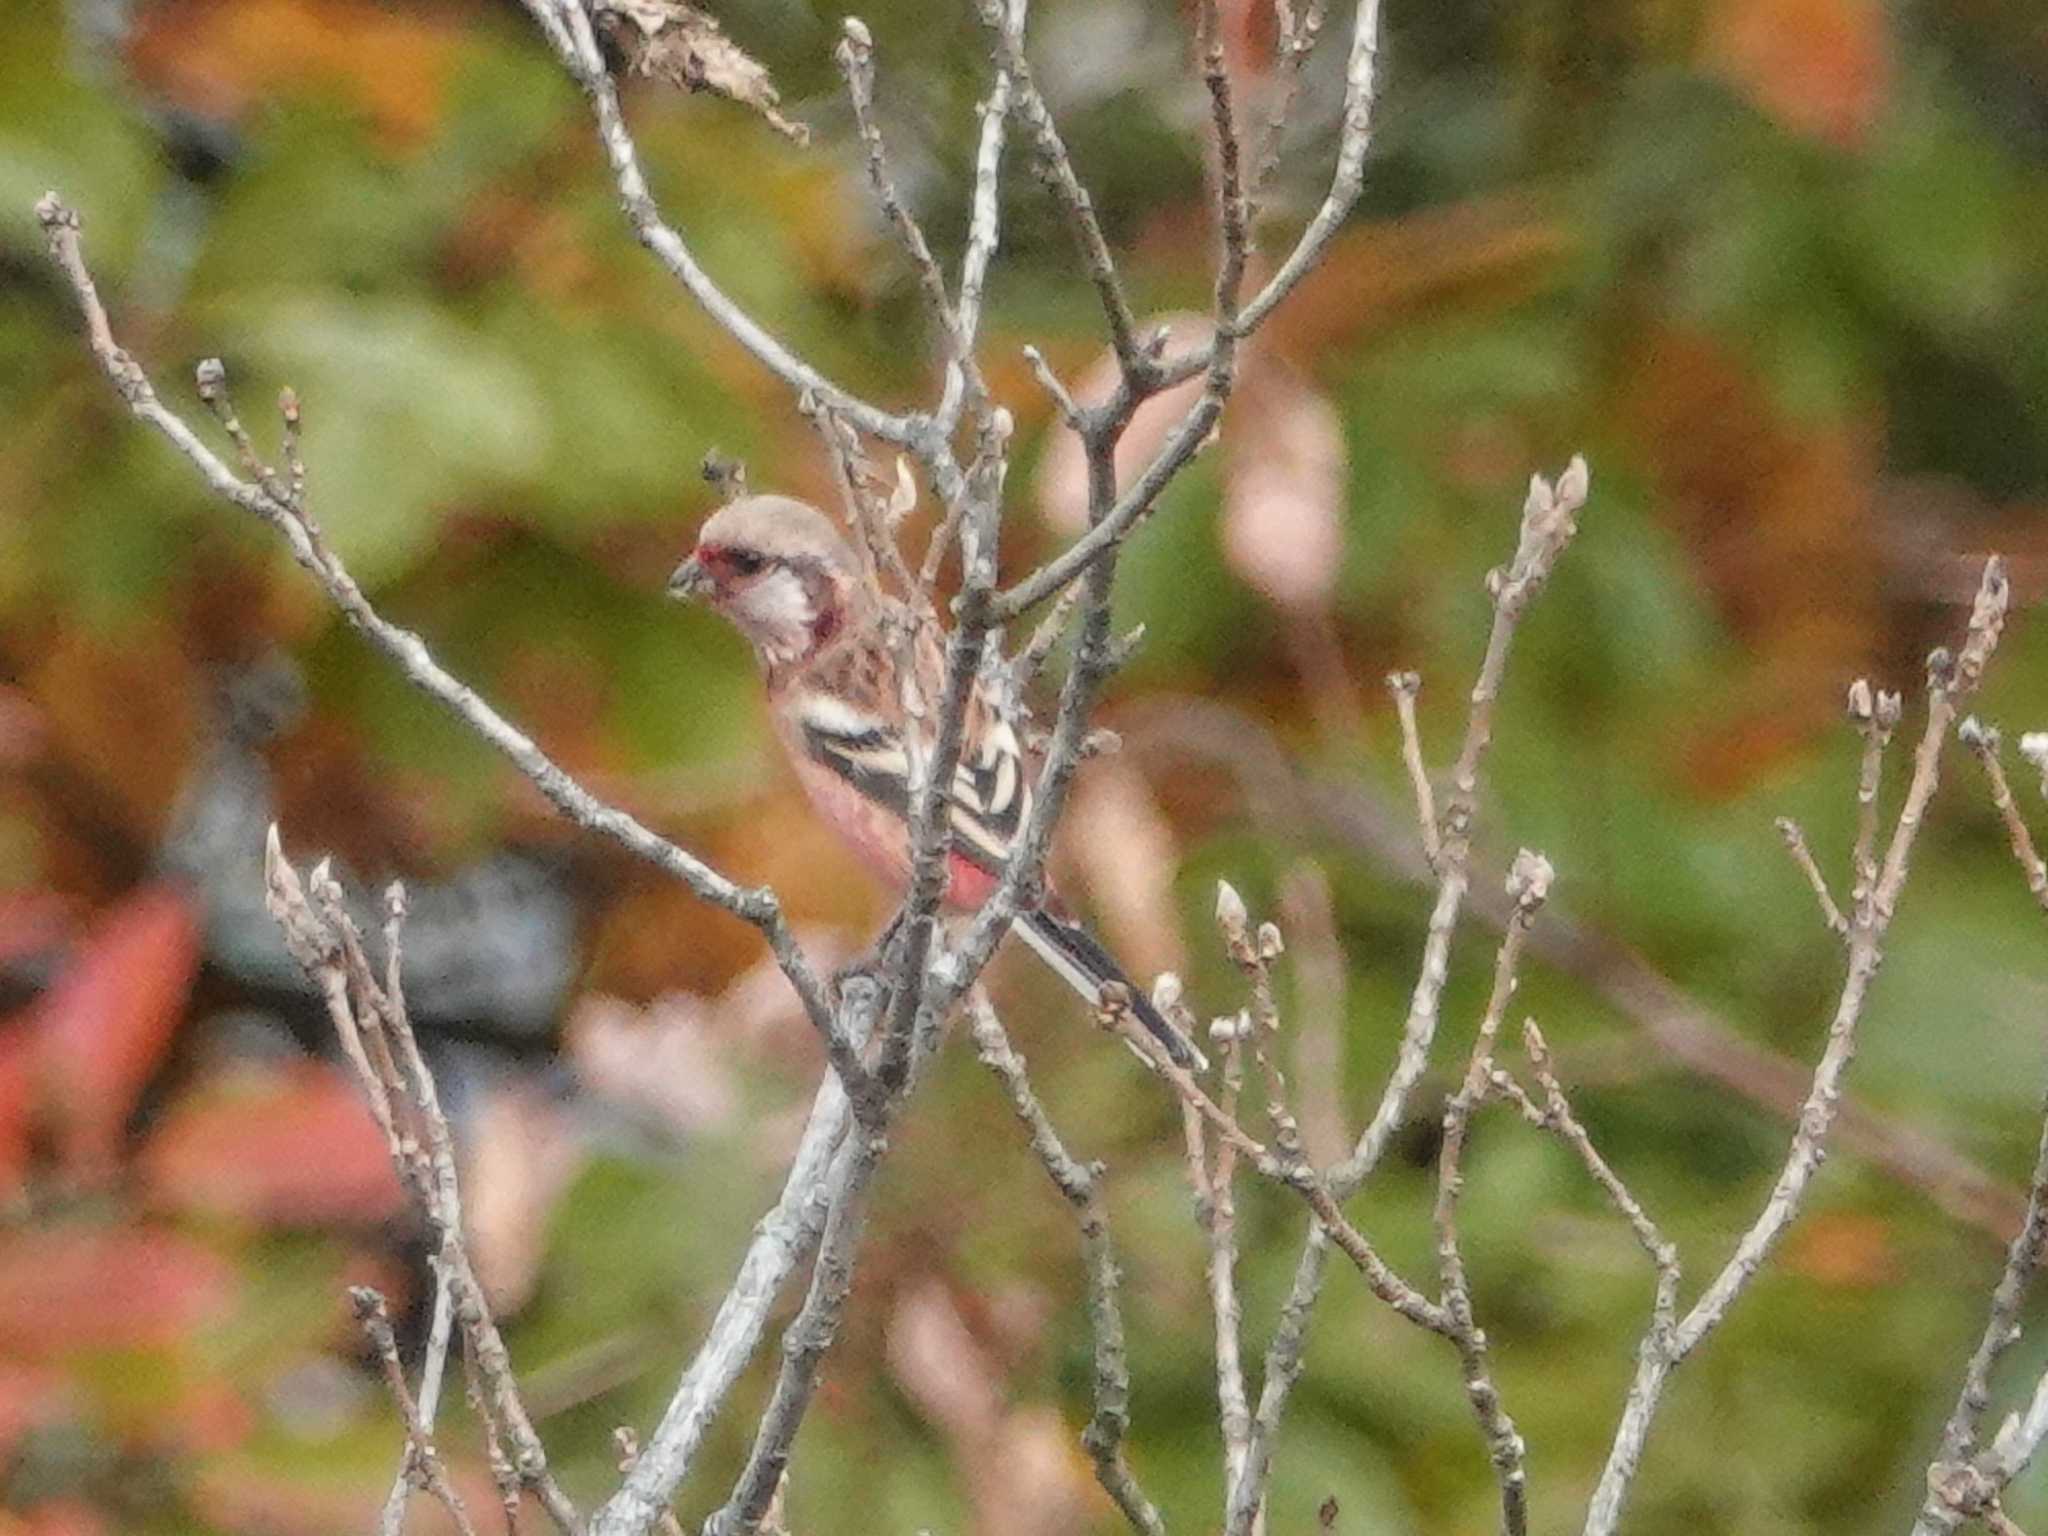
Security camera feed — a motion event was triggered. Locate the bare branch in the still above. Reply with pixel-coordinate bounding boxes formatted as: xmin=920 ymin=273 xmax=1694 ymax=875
xmin=835 ymin=18 xmax=987 ymax=426
xmin=1180 ymin=962 xmax=1255 ymax=1514
xmin=593 ymin=1043 xmax=867 ymax=1536
xmin=1775 ymin=816 xmax=1848 ymax=938
xmin=1914 ymin=1075 xmax=2048 ymax=1535
xmin=1249 ymin=0 xmax=1333 ymax=200
xmin=936 ymin=40 xmax=1017 ymax=437
xmin=264 ymin=841 xmax=583 ymax=1535
xmin=353 ymin=1285 xmax=479 ymax=1536
xmin=378 ymin=1263 xmax=461 ymax=1535
xmin=1961 ymin=719 xmax=2048 ymax=913
xmin=514 ymin=0 xmax=917 ymax=448
xmin=971 ymin=0 xmax=1144 ymax=377
xmin=1846 ymin=678 xmax=1903 ymax=920
xmin=1387 ymin=671 xmax=1441 ymax=868
xmin=1194 ymin=0 xmax=1253 ymax=331
xmin=705 ymin=1127 xmax=888 ymax=1536
xmin=1584 ymin=557 xmax=2011 ymax=1536
xmin=1510 ymin=1022 xmax=1679 ymax=1311
xmin=1154 ymin=0 xmax=1386 ymax=391
xmin=1226 ymin=459 xmax=1588 ymax=1536
xmin=1021 ymin=344 xmax=1083 ymax=432
xmin=970 ymin=995 xmax=1167 ymax=1536
xmin=1432 ymin=853 xmax=1551 ymax=1536
xmin=1913 ymin=717 xmax=2048 ymax=1536
xmin=33 ymin=194 xmax=872 ymax=1108
xmin=989 ymin=392 xmax=1229 ymax=620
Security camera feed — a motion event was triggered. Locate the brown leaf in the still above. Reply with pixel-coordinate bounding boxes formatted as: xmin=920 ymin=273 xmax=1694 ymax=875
xmin=35 ymin=884 xmax=201 ymax=1179
xmin=1785 ymin=1210 xmax=1895 ymax=1287
xmin=462 ymin=1077 xmax=584 ymax=1315
xmin=1222 ymin=359 xmax=1347 ymax=612
xmin=568 ymin=992 xmax=740 ymax=1142
xmin=0 ymin=1224 xmax=235 ymax=1359
xmin=597 ymin=0 xmax=809 ymax=145
xmin=138 ymin=1061 xmax=404 ymax=1227
xmin=1059 ymin=759 xmax=1185 ymax=981
xmin=886 ymin=1278 xmax=1004 ymax=1445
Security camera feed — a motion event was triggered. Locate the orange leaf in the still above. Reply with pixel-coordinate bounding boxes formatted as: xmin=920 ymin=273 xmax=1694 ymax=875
xmin=35 ymin=885 xmax=201 ymax=1178
xmin=126 ymin=0 xmax=459 ymax=152
xmin=1704 ymin=0 xmax=1890 ymax=150
xmin=0 ymin=1224 xmax=235 ymax=1359
xmin=139 ymin=1061 xmax=404 ymax=1227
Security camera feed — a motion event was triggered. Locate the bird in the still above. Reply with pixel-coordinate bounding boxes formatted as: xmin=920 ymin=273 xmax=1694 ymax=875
xmin=668 ymin=493 xmax=1207 ymax=1072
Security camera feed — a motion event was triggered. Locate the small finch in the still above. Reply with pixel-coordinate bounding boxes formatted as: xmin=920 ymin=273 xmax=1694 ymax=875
xmin=669 ymin=493 xmax=1206 ymax=1072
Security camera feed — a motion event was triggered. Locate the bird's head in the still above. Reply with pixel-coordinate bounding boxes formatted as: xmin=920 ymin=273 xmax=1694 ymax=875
xmin=668 ymin=495 xmax=867 ymax=671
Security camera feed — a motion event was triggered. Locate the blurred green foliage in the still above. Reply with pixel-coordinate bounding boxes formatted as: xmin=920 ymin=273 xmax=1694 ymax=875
xmin=5 ymin=0 xmax=2048 ymax=1532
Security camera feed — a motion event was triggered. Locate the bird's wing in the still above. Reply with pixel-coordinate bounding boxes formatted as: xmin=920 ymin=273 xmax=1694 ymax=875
xmin=792 ymin=689 xmax=1032 ymax=875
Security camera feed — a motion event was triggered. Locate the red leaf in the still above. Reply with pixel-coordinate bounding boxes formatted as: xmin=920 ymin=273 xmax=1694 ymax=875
xmin=139 ymin=1061 xmax=404 ymax=1228
xmin=0 ymin=1028 xmax=36 ymax=1204
xmin=0 ymin=1224 xmax=235 ymax=1359
xmin=13 ymin=1500 xmax=109 ymax=1536
xmin=35 ymin=884 xmax=201 ymax=1178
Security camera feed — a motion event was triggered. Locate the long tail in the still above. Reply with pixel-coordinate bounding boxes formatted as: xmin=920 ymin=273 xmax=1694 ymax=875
xmin=1014 ymin=907 xmax=1210 ymax=1073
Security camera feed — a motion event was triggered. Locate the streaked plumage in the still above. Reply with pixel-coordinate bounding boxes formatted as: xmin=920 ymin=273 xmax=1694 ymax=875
xmin=670 ymin=494 xmax=1206 ymax=1072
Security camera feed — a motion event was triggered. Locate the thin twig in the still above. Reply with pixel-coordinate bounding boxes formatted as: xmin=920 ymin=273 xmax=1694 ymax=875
xmin=1250 ymin=0 xmax=1332 ymax=200
xmin=1512 ymin=1023 xmax=1680 ymax=1309
xmin=264 ymin=846 xmax=584 ymax=1536
xmin=1775 ymin=816 xmax=1848 ymax=938
xmin=1431 ymin=853 xmax=1551 ymax=1536
xmin=1846 ymin=679 xmax=1902 ymax=921
xmin=1584 ymin=559 xmax=2011 ymax=1536
xmin=1226 ymin=458 xmax=1588 ymax=1536
xmin=970 ymin=995 xmax=1167 ymax=1536
xmin=1185 ymin=966 xmax=1254 ymax=1512
xmin=378 ymin=1259 xmax=460 ymax=1535
xmin=971 ymin=0 xmax=1144 ymax=377
xmin=1022 ymin=343 xmax=1083 ymax=431
xmin=34 ymin=195 xmax=872 ymax=1111
xmin=1195 ymin=0 xmax=1253 ymax=331
xmin=1912 ymin=724 xmax=2048 ymax=1536
xmin=704 ymin=1130 xmax=888 ymax=1536
xmin=935 ymin=33 xmax=1017 ymax=437
xmin=353 ymin=1285 xmax=479 ymax=1536
xmin=1961 ymin=719 xmax=2048 ymax=913
xmin=514 ymin=0 xmax=917 ymax=451
xmin=836 ymin=19 xmax=988 ymax=429
xmin=1387 ymin=671 xmax=1441 ymax=868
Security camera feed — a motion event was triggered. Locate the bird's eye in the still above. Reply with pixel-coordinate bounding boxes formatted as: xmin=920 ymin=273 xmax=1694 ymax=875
xmin=727 ymin=549 xmax=766 ymax=577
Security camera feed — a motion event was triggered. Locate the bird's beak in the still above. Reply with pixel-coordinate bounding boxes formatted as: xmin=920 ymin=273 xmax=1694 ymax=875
xmin=667 ymin=555 xmax=712 ymax=602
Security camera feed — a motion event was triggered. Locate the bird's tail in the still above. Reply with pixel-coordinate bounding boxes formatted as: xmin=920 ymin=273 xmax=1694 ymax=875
xmin=1014 ymin=907 xmax=1209 ymax=1073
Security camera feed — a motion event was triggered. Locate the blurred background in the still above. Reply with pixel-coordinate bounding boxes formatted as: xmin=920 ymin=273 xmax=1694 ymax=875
xmin=4 ymin=0 xmax=2048 ymax=1530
